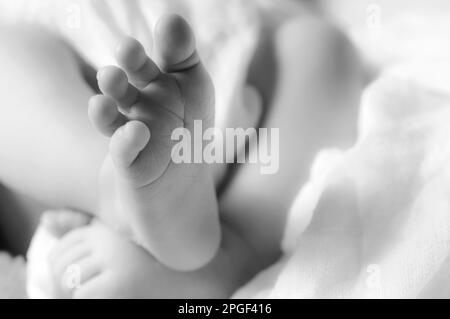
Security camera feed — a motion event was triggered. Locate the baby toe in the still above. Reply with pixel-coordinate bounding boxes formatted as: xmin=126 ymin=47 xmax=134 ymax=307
xmin=154 ymin=14 xmax=199 ymax=72
xmin=116 ymin=36 xmax=160 ymax=88
xmin=97 ymin=66 xmax=139 ymax=112
xmin=88 ymin=94 xmax=127 ymax=136
xmin=109 ymin=120 xmax=151 ymax=169
xmin=41 ymin=209 xmax=92 ymax=239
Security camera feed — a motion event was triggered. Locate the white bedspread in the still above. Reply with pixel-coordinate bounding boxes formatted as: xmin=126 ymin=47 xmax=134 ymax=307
xmin=0 ymin=253 xmax=26 ymax=298
xmin=234 ymin=64 xmax=450 ymax=298
xmin=234 ymin=1 xmax=450 ymax=298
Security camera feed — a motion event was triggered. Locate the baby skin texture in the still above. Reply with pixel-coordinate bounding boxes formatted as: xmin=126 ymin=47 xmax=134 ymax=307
xmin=87 ymin=14 xmax=220 ymax=271
xmin=45 ymin=210 xmax=228 ymax=298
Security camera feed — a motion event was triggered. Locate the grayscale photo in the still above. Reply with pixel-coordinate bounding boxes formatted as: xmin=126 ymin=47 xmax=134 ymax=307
xmin=0 ymin=0 xmax=449 ymax=301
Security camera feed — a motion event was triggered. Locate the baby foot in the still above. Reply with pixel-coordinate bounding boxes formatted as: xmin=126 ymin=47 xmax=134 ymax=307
xmin=43 ymin=210 xmax=157 ymax=298
xmin=47 ymin=218 xmax=150 ymax=298
xmin=34 ymin=209 xmax=92 ymax=298
xmin=89 ymin=14 xmax=220 ymax=271
xmin=48 ymin=218 xmax=229 ymax=298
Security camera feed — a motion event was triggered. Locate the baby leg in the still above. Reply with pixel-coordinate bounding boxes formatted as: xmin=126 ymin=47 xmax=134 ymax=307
xmin=90 ymin=15 xmax=220 ymax=271
xmin=34 ymin=209 xmax=255 ymax=298
xmin=0 ymin=25 xmax=107 ymax=213
xmin=221 ymin=16 xmax=365 ymax=264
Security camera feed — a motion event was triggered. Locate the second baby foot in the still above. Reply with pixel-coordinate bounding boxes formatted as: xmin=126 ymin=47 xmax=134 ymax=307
xmin=88 ymin=14 xmax=220 ymax=271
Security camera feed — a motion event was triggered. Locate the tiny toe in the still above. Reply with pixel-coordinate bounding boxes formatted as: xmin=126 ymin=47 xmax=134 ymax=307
xmin=41 ymin=209 xmax=92 ymax=239
xmin=56 ymin=251 xmax=96 ymax=295
xmin=73 ymin=275 xmax=109 ymax=299
xmin=76 ymin=257 xmax=102 ymax=284
xmin=88 ymin=95 xmax=127 ymax=136
xmin=97 ymin=66 xmax=139 ymax=112
xmin=116 ymin=36 xmax=161 ymax=88
xmin=110 ymin=121 xmax=151 ymax=168
xmin=50 ymin=228 xmax=88 ymax=263
xmin=154 ymin=14 xmax=200 ymax=72
xmin=54 ymin=243 xmax=91 ymax=283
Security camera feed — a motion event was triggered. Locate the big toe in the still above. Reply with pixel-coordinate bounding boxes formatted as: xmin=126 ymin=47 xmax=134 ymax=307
xmin=154 ymin=14 xmax=199 ymax=72
xmin=41 ymin=209 xmax=92 ymax=239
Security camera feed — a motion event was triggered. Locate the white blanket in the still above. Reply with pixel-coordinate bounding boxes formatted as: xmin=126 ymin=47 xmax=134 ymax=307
xmin=235 ymin=65 xmax=450 ymax=298
xmin=0 ymin=253 xmax=26 ymax=298
xmin=233 ymin=1 xmax=450 ymax=299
